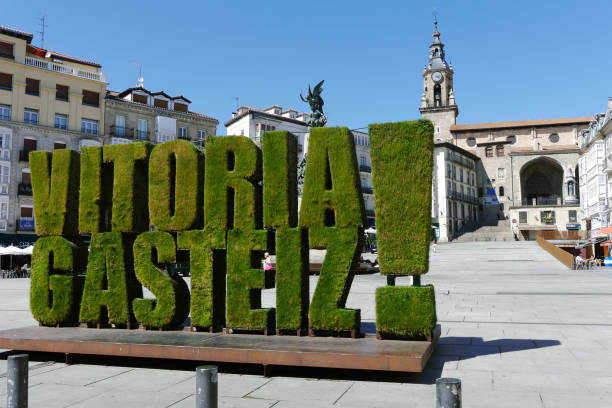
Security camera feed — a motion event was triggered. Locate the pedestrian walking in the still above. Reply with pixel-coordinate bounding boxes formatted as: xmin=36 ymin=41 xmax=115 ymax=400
xmin=432 ymin=238 xmax=437 ymax=253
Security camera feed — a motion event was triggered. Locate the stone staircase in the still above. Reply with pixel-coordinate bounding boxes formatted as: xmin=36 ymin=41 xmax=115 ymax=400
xmin=453 ymin=219 xmax=515 ymax=242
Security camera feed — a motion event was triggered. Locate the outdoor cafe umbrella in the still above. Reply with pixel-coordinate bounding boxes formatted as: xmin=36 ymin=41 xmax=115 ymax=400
xmin=0 ymin=245 xmax=30 ymax=270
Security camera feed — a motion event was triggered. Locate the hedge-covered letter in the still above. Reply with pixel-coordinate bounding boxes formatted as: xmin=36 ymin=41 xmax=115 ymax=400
xmin=133 ymin=231 xmax=190 ymax=329
xmin=149 ymin=140 xmax=204 ymax=231
xmin=79 ymin=146 xmax=106 ymax=234
xmin=263 ymin=131 xmax=308 ymax=331
xmin=79 ymin=232 xmax=142 ymax=327
xmin=177 ymin=230 xmax=225 ymax=331
xmin=30 ymin=150 xmax=80 ymax=236
xmin=31 ymin=236 xmax=86 ymax=326
xmin=103 ymin=142 xmax=152 ymax=232
xmin=204 ymin=136 xmax=262 ymax=231
xmin=369 ymin=120 xmax=433 ymax=276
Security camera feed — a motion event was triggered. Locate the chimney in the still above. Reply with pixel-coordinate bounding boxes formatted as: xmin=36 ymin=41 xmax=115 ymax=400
xmin=232 ymin=112 xmax=237 ymax=119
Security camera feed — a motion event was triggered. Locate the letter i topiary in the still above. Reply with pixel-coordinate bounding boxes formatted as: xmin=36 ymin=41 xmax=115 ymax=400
xmin=30 ymin=236 xmax=87 ymax=326
xmin=149 ymin=140 xmax=204 ymax=231
xmin=298 ymin=127 xmax=364 ymax=334
xmin=79 ymin=232 xmax=143 ymax=327
xmin=262 ymin=130 xmax=308 ymax=331
xmin=103 ymin=142 xmax=152 ymax=232
xmin=369 ymin=120 xmax=437 ymax=339
xmin=204 ymin=136 xmax=262 ymax=232
xmin=177 ymin=229 xmax=226 ymax=330
xmin=78 ymin=146 xmax=105 ymax=234
xmin=30 ymin=149 xmax=80 ymax=236
xmin=133 ymin=231 xmax=190 ymax=329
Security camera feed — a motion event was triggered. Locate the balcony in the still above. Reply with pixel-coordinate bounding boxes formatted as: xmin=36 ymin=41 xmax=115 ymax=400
xmin=359 ymin=165 xmax=371 ymax=173
xmin=541 ymin=217 xmax=556 ymax=225
xmin=24 ymin=56 xmax=106 ymax=83
xmin=110 ymin=125 xmax=134 ymax=138
xmin=18 ymin=217 xmax=34 ymax=231
xmin=362 ymin=186 xmax=373 ymax=195
xmin=136 ymin=130 xmax=150 ymax=141
xmin=19 ymin=150 xmax=33 ymax=162
xmin=18 ymin=183 xmax=32 ymax=196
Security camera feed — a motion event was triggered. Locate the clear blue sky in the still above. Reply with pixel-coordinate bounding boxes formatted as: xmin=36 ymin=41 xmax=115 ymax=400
xmin=3 ymin=0 xmax=611 ymax=134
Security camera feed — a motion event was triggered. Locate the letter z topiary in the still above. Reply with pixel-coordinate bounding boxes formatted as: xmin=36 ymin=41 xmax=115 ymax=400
xmin=79 ymin=232 xmax=143 ymax=327
xmin=30 ymin=236 xmax=87 ymax=326
xmin=30 ymin=149 xmax=80 ymax=236
xmin=149 ymin=140 xmax=204 ymax=231
xmin=133 ymin=231 xmax=190 ymax=329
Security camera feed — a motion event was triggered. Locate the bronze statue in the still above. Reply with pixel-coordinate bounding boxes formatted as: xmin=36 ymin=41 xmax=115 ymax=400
xmin=300 ymin=80 xmax=327 ymax=128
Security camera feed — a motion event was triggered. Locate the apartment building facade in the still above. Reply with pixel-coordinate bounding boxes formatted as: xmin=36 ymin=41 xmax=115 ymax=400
xmin=0 ymin=26 xmax=106 ymax=242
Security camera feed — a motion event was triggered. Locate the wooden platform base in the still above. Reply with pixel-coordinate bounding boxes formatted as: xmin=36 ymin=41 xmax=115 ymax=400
xmin=0 ymin=325 xmax=440 ymax=373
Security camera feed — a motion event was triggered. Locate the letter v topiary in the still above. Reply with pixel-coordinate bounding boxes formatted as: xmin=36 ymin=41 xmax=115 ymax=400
xmin=30 ymin=149 xmax=80 ymax=236
xmin=133 ymin=231 xmax=190 ymax=329
xmin=30 ymin=236 xmax=87 ymax=326
xmin=149 ymin=140 xmax=204 ymax=231
xmin=262 ymin=130 xmax=308 ymax=332
xmin=79 ymin=232 xmax=143 ymax=327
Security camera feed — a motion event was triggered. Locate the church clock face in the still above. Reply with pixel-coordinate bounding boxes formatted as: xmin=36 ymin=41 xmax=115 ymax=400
xmin=431 ymin=72 xmax=443 ymax=83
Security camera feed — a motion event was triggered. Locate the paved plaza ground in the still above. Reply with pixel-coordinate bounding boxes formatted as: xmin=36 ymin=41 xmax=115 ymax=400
xmin=1 ymin=241 xmax=612 ymax=407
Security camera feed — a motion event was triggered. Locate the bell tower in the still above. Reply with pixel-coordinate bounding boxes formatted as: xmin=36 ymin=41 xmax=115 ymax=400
xmin=419 ymin=18 xmax=458 ymax=143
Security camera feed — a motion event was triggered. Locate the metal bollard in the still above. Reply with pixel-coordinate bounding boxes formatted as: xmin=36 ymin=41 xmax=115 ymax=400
xmin=196 ymin=365 xmax=218 ymax=408
xmin=7 ymin=354 xmax=28 ymax=408
xmin=436 ymin=377 xmax=461 ymax=408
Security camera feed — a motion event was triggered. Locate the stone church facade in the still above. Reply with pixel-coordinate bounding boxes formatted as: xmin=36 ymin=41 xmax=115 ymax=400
xmin=423 ymin=20 xmax=589 ymax=241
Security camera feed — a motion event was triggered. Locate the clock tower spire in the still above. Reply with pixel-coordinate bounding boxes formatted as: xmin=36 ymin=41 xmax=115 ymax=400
xmin=419 ymin=17 xmax=458 ymax=143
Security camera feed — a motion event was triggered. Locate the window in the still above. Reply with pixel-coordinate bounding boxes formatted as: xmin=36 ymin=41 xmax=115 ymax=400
xmin=174 ymin=103 xmax=187 ymax=112
xmin=198 ymin=130 xmax=206 ymax=140
xmin=115 ymin=115 xmax=126 ymax=137
xmin=466 ymin=137 xmax=476 ymax=147
xmin=549 ymin=133 xmax=560 ymax=143
xmin=0 ymin=165 xmax=9 ymax=194
xmin=137 ymin=119 xmax=148 ymax=140
xmin=471 ymin=173 xmax=475 ymax=186
xmin=452 ymin=165 xmax=456 ymax=180
xmin=497 ymin=168 xmax=505 ymax=180
xmin=23 ymin=138 xmax=37 ymax=152
xmin=499 ymin=186 xmax=505 ymax=197
xmin=25 ymin=78 xmax=40 ymax=96
xmin=81 ymin=119 xmax=98 ymax=135
xmin=179 ymin=127 xmax=188 ymax=139
xmin=54 ymin=141 xmax=66 ymax=150
xmin=0 ymin=202 xmax=7 ymax=219
xmin=24 ymin=109 xmax=38 ymax=125
xmin=0 ymin=73 xmax=12 ymax=91
xmin=54 ymin=114 xmax=67 ymax=130
xmin=0 ymin=104 xmax=10 ymax=121
xmin=0 ymin=130 xmax=11 ymax=159
xmin=133 ymin=94 xmax=148 ymax=104
xmin=460 ymin=168 xmax=464 ymax=183
xmin=568 ymin=210 xmax=577 ymax=223
xmin=154 ymin=99 xmax=168 ymax=109
xmin=274 ymin=109 xmax=281 ymax=115
xmin=82 ymin=90 xmax=99 ymax=107
xmin=0 ymin=41 xmax=14 ymax=59
xmin=485 ymin=146 xmax=493 ymax=157
xmin=507 ymin=135 xmax=516 ymax=144
xmin=56 ymin=85 xmax=69 ymax=101
xmin=20 ymin=206 xmax=33 ymax=217
xmin=496 ymin=145 xmax=504 ymax=156
xmin=21 ymin=169 xmax=31 ymax=185
xmin=446 ymin=163 xmax=451 ymax=178
xmin=540 ymin=210 xmax=555 ymax=225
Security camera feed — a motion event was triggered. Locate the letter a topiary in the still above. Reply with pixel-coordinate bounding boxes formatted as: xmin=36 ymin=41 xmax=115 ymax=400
xmin=30 ymin=236 xmax=87 ymax=326
xmin=226 ymin=229 xmax=274 ymax=331
xmin=103 ymin=142 xmax=152 ymax=232
xmin=298 ymin=127 xmax=364 ymax=334
xmin=204 ymin=136 xmax=262 ymax=231
xmin=369 ymin=120 xmax=437 ymax=340
xmin=30 ymin=149 xmax=80 ymax=236
xmin=133 ymin=231 xmax=190 ymax=329
xmin=368 ymin=120 xmax=433 ymax=276
xmin=79 ymin=232 xmax=143 ymax=327
xmin=177 ymin=229 xmax=225 ymax=330
xmin=262 ymin=131 xmax=308 ymax=331
xmin=149 ymin=140 xmax=204 ymax=231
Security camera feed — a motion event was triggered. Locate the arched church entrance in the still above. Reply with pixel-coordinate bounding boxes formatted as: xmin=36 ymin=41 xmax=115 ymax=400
xmin=520 ymin=158 xmax=564 ymax=205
